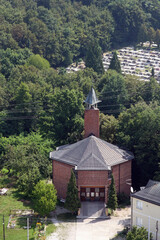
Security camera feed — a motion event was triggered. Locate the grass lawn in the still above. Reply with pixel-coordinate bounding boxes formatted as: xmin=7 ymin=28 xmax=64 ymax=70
xmin=0 ymin=175 xmax=56 ymax=240
xmin=0 ymin=189 xmax=35 ymax=239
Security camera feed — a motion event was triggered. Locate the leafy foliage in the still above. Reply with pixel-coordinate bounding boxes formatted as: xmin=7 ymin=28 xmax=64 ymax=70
xmin=99 ymin=113 xmax=118 ymax=143
xmin=117 ymin=101 xmax=160 ymax=188
xmin=39 ymin=88 xmax=84 ymax=145
xmin=32 ymin=180 xmax=57 ymax=216
xmin=0 ymin=0 xmax=160 ymax=200
xmin=0 ymin=133 xmax=54 ymax=196
xmin=126 ymin=226 xmax=153 ymax=240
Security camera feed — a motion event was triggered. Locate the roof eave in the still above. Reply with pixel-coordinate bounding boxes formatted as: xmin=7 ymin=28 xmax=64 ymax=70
xmin=110 ymin=158 xmax=133 ymax=167
xmin=51 ymin=157 xmax=76 ymax=167
xmin=131 ymin=194 xmax=160 ymax=206
xmin=77 ymin=166 xmax=111 ymax=171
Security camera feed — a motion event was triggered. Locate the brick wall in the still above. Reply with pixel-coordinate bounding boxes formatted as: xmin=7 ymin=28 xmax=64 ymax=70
xmin=78 ymin=170 xmax=108 ymax=201
xmin=52 ymin=159 xmax=132 ymax=201
xmin=84 ymin=109 xmax=99 ymax=138
xmin=52 ymin=160 xmax=73 ymax=199
xmin=112 ymin=160 xmax=132 ymax=196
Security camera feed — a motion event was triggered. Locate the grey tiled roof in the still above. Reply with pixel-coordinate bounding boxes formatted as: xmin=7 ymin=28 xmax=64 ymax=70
xmin=132 ymin=180 xmax=160 ymax=206
xmin=50 ymin=135 xmax=134 ymax=170
xmin=84 ymin=87 xmax=101 ymax=106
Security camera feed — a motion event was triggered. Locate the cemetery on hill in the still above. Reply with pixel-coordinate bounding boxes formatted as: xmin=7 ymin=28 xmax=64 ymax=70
xmin=67 ymin=43 xmax=160 ymax=81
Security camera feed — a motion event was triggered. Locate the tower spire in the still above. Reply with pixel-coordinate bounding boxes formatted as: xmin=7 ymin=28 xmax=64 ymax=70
xmin=84 ymin=87 xmax=101 ymax=138
xmin=84 ymin=86 xmax=101 ymax=109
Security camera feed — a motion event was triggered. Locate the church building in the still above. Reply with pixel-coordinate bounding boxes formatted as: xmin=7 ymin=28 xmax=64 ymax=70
xmin=50 ymin=87 xmax=133 ymax=202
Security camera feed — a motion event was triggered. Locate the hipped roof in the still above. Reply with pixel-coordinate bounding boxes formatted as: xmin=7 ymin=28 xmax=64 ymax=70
xmin=132 ymin=180 xmax=160 ymax=206
xmin=50 ymin=135 xmax=134 ymax=170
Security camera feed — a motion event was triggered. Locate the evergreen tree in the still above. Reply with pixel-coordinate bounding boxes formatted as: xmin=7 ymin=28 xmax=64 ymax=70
xmin=108 ymin=51 xmax=121 ymax=74
xmin=151 ymin=67 xmax=155 ymax=77
xmin=107 ymin=174 xmax=118 ymax=212
xmin=85 ymin=40 xmax=104 ymax=74
xmin=65 ymin=169 xmax=81 ymax=214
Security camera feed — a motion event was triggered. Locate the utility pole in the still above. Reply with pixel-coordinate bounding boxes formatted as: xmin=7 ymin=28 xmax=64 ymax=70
xmin=27 ymin=218 xmax=29 ymax=240
xmin=3 ymin=215 xmax=5 ymax=240
xmin=156 ymin=221 xmax=158 ymax=240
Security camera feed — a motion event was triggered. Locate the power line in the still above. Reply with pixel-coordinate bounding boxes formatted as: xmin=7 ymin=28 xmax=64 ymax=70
xmin=0 ymin=116 xmax=37 ymax=121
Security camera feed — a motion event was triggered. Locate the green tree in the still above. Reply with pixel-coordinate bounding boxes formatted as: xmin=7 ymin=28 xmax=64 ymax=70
xmin=0 ymin=48 xmax=32 ymax=78
xmin=39 ymin=88 xmax=84 ymax=145
xmin=62 ymin=47 xmax=73 ymax=67
xmin=26 ymin=54 xmax=50 ymax=70
xmin=127 ymin=226 xmax=152 ymax=240
xmin=17 ymin=163 xmax=41 ymax=197
xmin=99 ymin=113 xmax=118 ymax=143
xmin=155 ymin=29 xmax=160 ymax=48
xmin=117 ymin=101 xmax=160 ymax=188
xmin=0 ymin=133 xmax=53 ymax=195
xmin=85 ymin=40 xmax=104 ymax=74
xmin=108 ymin=51 xmax=121 ymax=74
xmin=99 ymin=70 xmax=128 ymax=116
xmin=65 ymin=169 xmax=81 ymax=214
xmin=12 ymin=82 xmax=33 ymax=134
xmin=32 ymin=180 xmax=57 ymax=216
xmin=124 ymin=74 xmax=145 ymax=105
xmin=107 ymin=174 xmax=118 ymax=212
xmin=148 ymin=27 xmax=156 ymax=47
xmin=137 ymin=24 xmax=148 ymax=46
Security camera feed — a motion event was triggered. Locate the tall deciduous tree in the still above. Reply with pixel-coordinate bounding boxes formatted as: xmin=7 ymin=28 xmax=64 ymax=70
xmin=148 ymin=27 xmax=156 ymax=47
xmin=99 ymin=70 xmax=128 ymax=116
xmin=117 ymin=101 xmax=160 ymax=188
xmin=99 ymin=113 xmax=118 ymax=143
xmin=39 ymin=88 xmax=84 ymax=145
xmin=155 ymin=29 xmax=160 ymax=48
xmin=108 ymin=51 xmax=121 ymax=74
xmin=65 ymin=169 xmax=80 ymax=214
xmin=137 ymin=24 xmax=148 ymax=46
xmin=107 ymin=174 xmax=118 ymax=212
xmin=26 ymin=54 xmax=50 ymax=70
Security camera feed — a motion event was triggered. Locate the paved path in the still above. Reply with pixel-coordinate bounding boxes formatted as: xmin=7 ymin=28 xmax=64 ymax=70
xmin=77 ymin=201 xmax=107 ymax=219
xmin=47 ymin=207 xmax=131 ymax=240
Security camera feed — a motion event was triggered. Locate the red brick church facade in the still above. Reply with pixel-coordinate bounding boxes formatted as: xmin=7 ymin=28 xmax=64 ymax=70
xmin=50 ymin=87 xmax=133 ymax=202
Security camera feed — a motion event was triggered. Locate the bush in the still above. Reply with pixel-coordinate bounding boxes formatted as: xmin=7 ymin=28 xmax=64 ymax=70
xmin=32 ymin=180 xmax=57 ymax=216
xmin=117 ymin=192 xmax=130 ymax=206
xmin=127 ymin=226 xmax=153 ymax=240
xmin=1 ymin=168 xmax=9 ymax=175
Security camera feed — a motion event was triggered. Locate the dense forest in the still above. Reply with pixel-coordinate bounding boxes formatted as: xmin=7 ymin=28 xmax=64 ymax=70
xmin=1 ymin=0 xmax=160 ymax=195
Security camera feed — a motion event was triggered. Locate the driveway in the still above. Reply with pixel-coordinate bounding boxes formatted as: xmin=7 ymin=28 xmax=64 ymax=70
xmin=77 ymin=201 xmax=107 ymax=219
xmin=47 ymin=206 xmax=131 ymax=240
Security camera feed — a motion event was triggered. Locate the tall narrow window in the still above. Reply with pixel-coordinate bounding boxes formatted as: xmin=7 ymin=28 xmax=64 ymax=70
xmin=136 ymin=200 xmax=143 ymax=210
xmin=136 ymin=217 xmax=142 ymax=227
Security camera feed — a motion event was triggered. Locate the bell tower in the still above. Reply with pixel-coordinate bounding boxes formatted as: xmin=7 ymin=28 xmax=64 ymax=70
xmin=84 ymin=87 xmax=101 ymax=138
